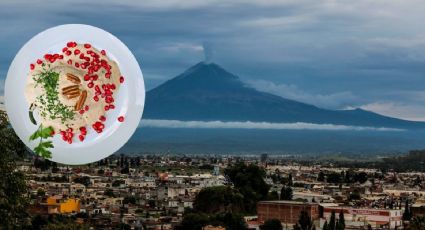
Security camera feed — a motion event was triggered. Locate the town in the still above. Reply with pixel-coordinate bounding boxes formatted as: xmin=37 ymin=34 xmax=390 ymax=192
xmin=17 ymin=152 xmax=425 ymax=230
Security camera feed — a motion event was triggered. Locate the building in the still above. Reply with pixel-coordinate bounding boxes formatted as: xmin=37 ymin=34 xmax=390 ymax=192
xmin=257 ymin=201 xmax=319 ymax=226
xmin=43 ymin=196 xmax=80 ymax=214
xmin=321 ymin=205 xmax=403 ymax=229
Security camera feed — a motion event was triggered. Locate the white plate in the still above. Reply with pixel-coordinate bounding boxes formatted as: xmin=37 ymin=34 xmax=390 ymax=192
xmin=5 ymin=24 xmax=145 ymax=165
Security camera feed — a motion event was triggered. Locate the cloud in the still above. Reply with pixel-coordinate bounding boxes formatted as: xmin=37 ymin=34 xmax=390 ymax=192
xmin=160 ymin=42 xmax=204 ymax=53
xmin=139 ymin=119 xmax=403 ymax=132
xmin=246 ymin=80 xmax=358 ymax=109
xmin=353 ymin=102 xmax=425 ymax=122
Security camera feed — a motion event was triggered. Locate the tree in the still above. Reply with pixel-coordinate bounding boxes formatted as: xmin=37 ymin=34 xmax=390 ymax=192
xmin=267 ymin=191 xmax=279 ymax=200
xmin=260 ymin=219 xmax=282 ymax=230
xmin=322 ymin=221 xmax=329 ymax=230
xmin=317 ymin=172 xmax=325 ymax=182
xmin=288 ymin=173 xmax=293 ymax=186
xmin=327 ymin=173 xmax=342 ymax=184
xmin=104 ymin=189 xmax=115 ymax=197
xmin=293 ymin=210 xmax=314 ymax=230
xmin=193 ymin=186 xmax=244 ymax=214
xmin=403 ymin=200 xmax=412 ymax=221
xmin=280 ymin=186 xmax=293 ymax=200
xmin=224 ymin=163 xmax=269 ymax=213
xmin=329 ymin=211 xmax=336 ymax=230
xmin=411 ymin=216 xmax=425 ymax=230
xmin=0 ymin=111 xmax=30 ymax=228
xmin=337 ymin=210 xmax=345 ymax=230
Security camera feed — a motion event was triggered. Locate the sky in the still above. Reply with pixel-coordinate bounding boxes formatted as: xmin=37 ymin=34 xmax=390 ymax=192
xmin=1 ymin=0 xmax=425 ymax=121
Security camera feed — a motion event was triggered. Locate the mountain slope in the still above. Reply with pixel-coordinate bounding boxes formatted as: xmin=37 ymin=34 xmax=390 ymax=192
xmin=143 ymin=62 xmax=425 ymax=129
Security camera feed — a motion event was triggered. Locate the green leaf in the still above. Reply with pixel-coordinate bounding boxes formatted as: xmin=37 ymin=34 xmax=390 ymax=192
xmin=39 ymin=141 xmax=53 ymax=149
xmin=29 ymin=129 xmax=40 ymax=141
xmin=39 ymin=126 xmax=53 ymax=138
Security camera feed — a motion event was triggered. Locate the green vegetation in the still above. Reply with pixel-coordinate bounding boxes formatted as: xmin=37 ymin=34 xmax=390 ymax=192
xmin=410 ymin=216 xmax=425 ymax=230
xmin=180 ymin=163 xmax=268 ymax=229
xmin=293 ymin=210 xmax=315 ymax=230
xmin=193 ymin=186 xmax=244 ymax=213
xmin=280 ymin=186 xmax=293 ymax=200
xmin=260 ymin=219 xmax=283 ymax=230
xmin=0 ymin=111 xmax=30 ymax=228
xmin=33 ymin=68 xmax=74 ymax=123
xmin=29 ymin=124 xmax=54 ymax=158
xmin=224 ymin=163 xmax=270 ymax=213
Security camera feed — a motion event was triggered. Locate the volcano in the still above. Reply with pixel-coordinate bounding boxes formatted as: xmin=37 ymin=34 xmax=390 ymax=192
xmin=143 ymin=62 xmax=425 ymax=130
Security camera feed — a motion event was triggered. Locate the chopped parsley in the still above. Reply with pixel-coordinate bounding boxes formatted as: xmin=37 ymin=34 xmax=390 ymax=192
xmin=33 ymin=68 xmax=75 ymax=123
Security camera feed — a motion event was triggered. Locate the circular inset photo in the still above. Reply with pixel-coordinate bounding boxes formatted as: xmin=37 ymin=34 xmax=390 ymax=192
xmin=5 ymin=24 xmax=145 ymax=165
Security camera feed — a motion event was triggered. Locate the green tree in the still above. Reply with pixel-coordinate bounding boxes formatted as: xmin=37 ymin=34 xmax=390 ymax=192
xmin=337 ymin=210 xmax=345 ymax=230
xmin=322 ymin=221 xmax=329 ymax=230
xmin=402 ymin=200 xmax=412 ymax=221
xmin=317 ymin=171 xmax=325 ymax=182
xmin=280 ymin=186 xmax=293 ymax=200
xmin=0 ymin=111 xmax=30 ymax=228
xmin=329 ymin=211 xmax=336 ymax=230
xmin=224 ymin=163 xmax=269 ymax=213
xmin=193 ymin=186 xmax=244 ymax=214
xmin=327 ymin=173 xmax=342 ymax=184
xmin=293 ymin=210 xmax=314 ymax=230
xmin=260 ymin=219 xmax=282 ymax=230
xmin=267 ymin=191 xmax=279 ymax=200
xmin=411 ymin=216 xmax=425 ymax=230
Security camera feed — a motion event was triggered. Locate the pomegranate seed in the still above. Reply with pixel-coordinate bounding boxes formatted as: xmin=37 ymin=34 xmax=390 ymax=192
xmin=30 ymin=64 xmax=35 ymax=70
xmin=85 ymin=57 xmax=90 ymax=62
xmin=74 ymin=49 xmax=81 ymax=55
xmin=92 ymin=74 xmax=98 ymax=81
xmin=81 ymin=130 xmax=87 ymax=136
xmin=36 ymin=59 xmax=42 ymax=64
xmin=118 ymin=116 xmax=124 ymax=122
xmin=96 ymin=129 xmax=102 ymax=133
xmin=50 ymin=130 xmax=55 ymax=136
xmin=67 ymin=139 xmax=72 ymax=144
xmin=62 ymin=135 xmax=68 ymax=141
xmin=65 ymin=50 xmax=72 ymax=56
xmin=95 ymin=85 xmax=100 ymax=92
xmin=92 ymin=95 xmax=98 ymax=101
xmin=83 ymin=74 xmax=90 ymax=81
xmin=109 ymin=104 xmax=115 ymax=109
xmin=67 ymin=60 xmax=73 ymax=65
xmin=44 ymin=54 xmax=52 ymax=59
xmin=120 ymin=76 xmax=124 ymax=83
xmin=101 ymin=50 xmax=106 ymax=55
xmin=85 ymin=105 xmax=89 ymax=111
xmin=99 ymin=115 xmax=106 ymax=121
xmin=67 ymin=41 xmax=76 ymax=48
xmin=79 ymin=135 xmax=85 ymax=141
xmin=75 ymin=62 xmax=80 ymax=68
xmin=104 ymin=105 xmax=109 ymax=111
xmin=53 ymin=54 xmax=59 ymax=59
xmin=88 ymin=82 xmax=94 ymax=88
xmin=79 ymin=53 xmax=85 ymax=59
xmin=84 ymin=43 xmax=91 ymax=48
xmin=110 ymin=84 xmax=116 ymax=90
xmin=79 ymin=110 xmax=84 ymax=114
xmin=58 ymin=55 xmax=64 ymax=59
xmin=62 ymin=47 xmax=68 ymax=52
xmin=79 ymin=127 xmax=86 ymax=132
xmin=67 ymin=128 xmax=73 ymax=132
